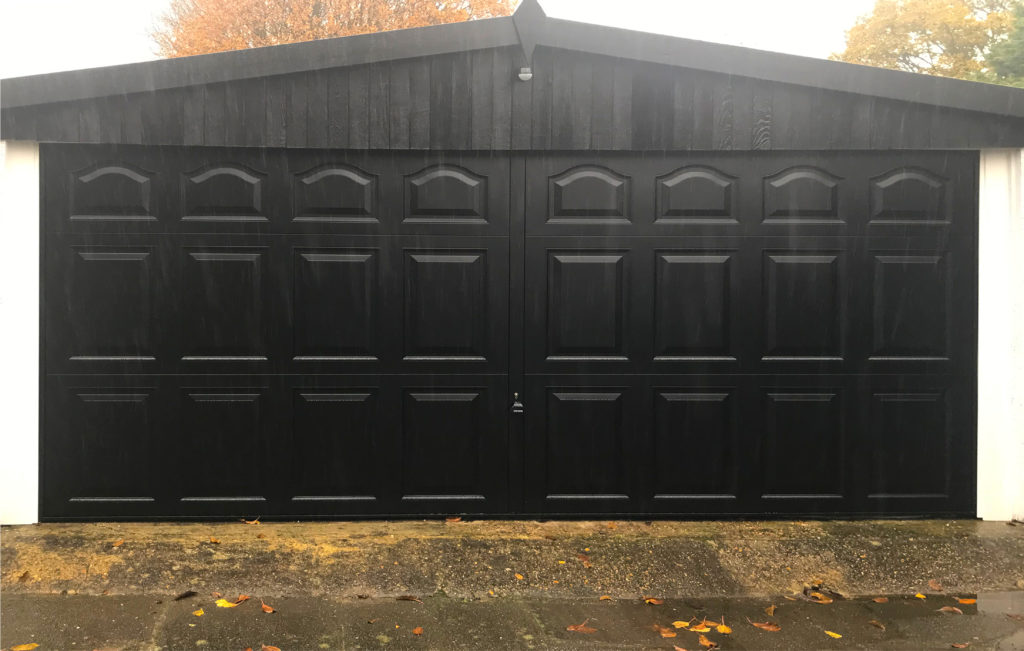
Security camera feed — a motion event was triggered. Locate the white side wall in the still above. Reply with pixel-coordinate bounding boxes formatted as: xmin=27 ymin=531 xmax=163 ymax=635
xmin=0 ymin=141 xmax=40 ymax=524
xmin=978 ymin=149 xmax=1024 ymax=522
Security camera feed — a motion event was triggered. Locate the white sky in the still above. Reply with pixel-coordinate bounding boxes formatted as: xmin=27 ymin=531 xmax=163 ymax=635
xmin=0 ymin=0 xmax=877 ymax=80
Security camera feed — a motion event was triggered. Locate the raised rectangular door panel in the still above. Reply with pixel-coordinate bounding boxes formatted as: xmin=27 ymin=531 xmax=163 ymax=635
xmin=652 ymin=390 xmax=738 ymax=499
xmin=868 ymin=391 xmax=950 ymax=498
xmin=760 ymin=391 xmax=844 ymax=499
xmin=654 ymin=253 xmax=734 ymax=361
xmin=871 ymin=254 xmax=950 ymax=360
xmin=546 ymin=252 xmax=627 ymax=360
xmin=542 ymin=389 xmax=629 ymax=499
xmin=400 ymin=389 xmax=487 ymax=499
xmin=763 ymin=252 xmax=844 ymax=360
xmin=404 ymin=252 xmax=489 ymax=360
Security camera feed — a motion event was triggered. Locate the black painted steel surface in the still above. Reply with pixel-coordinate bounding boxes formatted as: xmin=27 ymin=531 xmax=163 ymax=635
xmin=40 ymin=144 xmax=978 ymax=519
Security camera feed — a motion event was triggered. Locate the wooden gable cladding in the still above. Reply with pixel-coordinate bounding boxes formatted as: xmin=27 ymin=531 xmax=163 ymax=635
xmin=3 ymin=44 xmax=1023 ymax=150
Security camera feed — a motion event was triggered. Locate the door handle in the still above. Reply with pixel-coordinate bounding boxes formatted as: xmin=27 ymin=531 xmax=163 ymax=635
xmin=511 ymin=392 xmax=524 ymax=415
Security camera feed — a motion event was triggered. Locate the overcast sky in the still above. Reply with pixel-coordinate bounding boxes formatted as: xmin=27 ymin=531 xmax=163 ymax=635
xmin=0 ymin=0 xmax=877 ymax=80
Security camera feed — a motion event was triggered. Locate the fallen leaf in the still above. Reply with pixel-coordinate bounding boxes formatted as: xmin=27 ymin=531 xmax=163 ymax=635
xmin=698 ymin=633 xmax=718 ymax=649
xmin=868 ymin=619 xmax=886 ymax=631
xmin=209 ymin=536 xmax=221 ymax=544
xmin=112 ymin=539 xmax=124 ymax=547
xmin=952 ymin=643 xmax=970 ymax=648
xmin=915 ymin=593 xmax=927 ymax=600
xmin=17 ymin=570 xmax=30 ymax=583
xmin=242 ymin=518 xmax=261 ymax=525
xmin=577 ymin=553 xmax=592 ymax=568
xmin=514 ymin=573 xmax=524 ymax=581
xmin=673 ymin=647 xmax=689 ymax=651
xmin=747 ymin=617 xmax=782 ymax=632
xmin=357 ymin=594 xmax=370 ymax=599
xmin=765 ymin=604 xmax=777 ymax=616
xmin=644 ymin=596 xmax=664 ymax=605
xmin=607 ymin=522 xmax=617 ymax=529
xmin=256 ymin=533 xmax=266 ymax=539
xmin=567 ymin=618 xmax=597 ymax=634
xmin=599 ymin=595 xmax=612 ymax=601
xmin=938 ymin=606 xmax=964 ymax=615
xmin=246 ymin=648 xmax=253 ymax=651
xmin=653 ymin=624 xmax=677 ymax=638
xmin=445 ymin=516 xmax=462 ymax=522
xmin=806 ymin=591 xmax=834 ymax=604
xmin=1008 ymin=613 xmax=1024 ymax=622
xmin=397 ymin=595 xmax=423 ymax=603
xmin=689 ymin=624 xmax=711 ymax=633
xmin=672 ymin=620 xmax=690 ymax=629
xmin=212 ymin=591 xmax=223 ymax=598
xmin=929 ymin=579 xmax=944 ymax=592
xmin=872 ymin=597 xmax=889 ymax=603
xmin=174 ymin=590 xmax=198 ymax=601
xmin=261 ymin=600 xmax=275 ymax=613
xmin=412 ymin=626 xmax=424 ymax=635
xmin=716 ymin=617 xmax=732 ymax=635
xmin=825 ymin=630 xmax=843 ymax=638
xmin=193 ymin=607 xmax=204 ymax=616
xmin=215 ymin=598 xmax=239 ymax=608
xmin=11 ymin=644 xmax=41 ymax=651
xmin=235 ymin=595 xmax=250 ymax=604
xmin=261 ymin=646 xmax=280 ymax=651
xmin=957 ymin=598 xmax=977 ymax=605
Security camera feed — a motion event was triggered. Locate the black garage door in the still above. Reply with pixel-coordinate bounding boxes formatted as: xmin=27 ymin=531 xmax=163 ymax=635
xmin=40 ymin=144 xmax=977 ymax=519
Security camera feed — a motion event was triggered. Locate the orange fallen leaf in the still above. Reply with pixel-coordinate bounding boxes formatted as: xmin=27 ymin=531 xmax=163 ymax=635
xmin=872 ymin=597 xmax=889 ymax=603
xmin=514 ymin=573 xmax=524 ymax=581
xmin=672 ymin=620 xmax=690 ymax=629
xmin=807 ymin=591 xmax=834 ymax=604
xmin=235 ymin=594 xmax=250 ymax=604
xmin=112 ymin=539 xmax=124 ymax=547
xmin=246 ymin=648 xmax=253 ymax=651
xmin=445 ymin=516 xmax=461 ymax=522
xmin=698 ymin=633 xmax=718 ymax=648
xmin=256 ymin=532 xmax=266 ymax=539
xmin=261 ymin=600 xmax=275 ymax=613
xmin=644 ymin=596 xmax=664 ymax=605
xmin=957 ymin=598 xmax=977 ymax=605
xmin=599 ymin=595 xmax=612 ymax=601
xmin=673 ymin=647 xmax=689 ymax=651
xmin=765 ymin=604 xmax=777 ymax=616
xmin=412 ymin=626 xmax=424 ymax=635
xmin=209 ymin=536 xmax=221 ymax=544
xmin=825 ymin=630 xmax=843 ymax=638
xmin=653 ymin=624 xmax=677 ymax=638
xmin=261 ymin=646 xmax=280 ymax=651
xmin=193 ymin=607 xmax=204 ymax=616
xmin=929 ymin=579 xmax=944 ymax=592
xmin=690 ymin=623 xmax=711 ymax=633
xmin=869 ymin=619 xmax=886 ymax=631
xmin=11 ymin=644 xmax=41 ymax=651
xmin=938 ymin=606 xmax=964 ymax=615
xmin=397 ymin=595 xmax=423 ymax=603
xmin=716 ymin=617 xmax=732 ymax=634
xmin=242 ymin=518 xmax=261 ymax=525
xmin=212 ymin=591 xmax=223 ymax=598
xmin=747 ymin=617 xmax=782 ymax=632
xmin=215 ymin=598 xmax=239 ymax=608
xmin=952 ymin=644 xmax=970 ymax=648
xmin=567 ymin=618 xmax=597 ymax=633
xmin=915 ymin=593 xmax=927 ymax=600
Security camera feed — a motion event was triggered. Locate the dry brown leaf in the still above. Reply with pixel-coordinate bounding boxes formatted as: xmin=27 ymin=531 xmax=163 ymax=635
xmin=17 ymin=570 xmax=30 ymax=583
xmin=261 ymin=646 xmax=281 ymax=651
xmin=209 ymin=536 xmax=221 ymax=544
xmin=929 ymin=579 xmax=944 ymax=592
xmin=698 ymin=633 xmax=718 ymax=649
xmin=765 ymin=604 xmax=777 ymax=616
xmin=577 ymin=553 xmax=593 ymax=568
xmin=112 ymin=539 xmax=124 ymax=547
xmin=514 ymin=573 xmax=524 ymax=581
xmin=606 ymin=521 xmax=617 ymax=529
xmin=235 ymin=594 xmax=250 ymax=604
xmin=567 ymin=618 xmax=597 ymax=634
xmin=868 ymin=619 xmax=886 ymax=631
xmin=11 ymin=644 xmax=41 ymax=651
xmin=212 ymin=591 xmax=223 ymax=598
xmin=256 ymin=532 xmax=266 ymax=539
xmin=397 ymin=595 xmax=423 ymax=603
xmin=825 ymin=630 xmax=843 ymax=638
xmin=243 ymin=518 xmax=261 ymax=525
xmin=807 ymin=591 xmax=834 ymax=604
xmin=951 ymin=643 xmax=970 ymax=648
xmin=653 ymin=624 xmax=677 ymax=638
xmin=957 ymin=598 xmax=977 ymax=605
xmin=412 ymin=626 xmax=424 ymax=635
xmin=644 ymin=596 xmax=664 ymax=605
xmin=445 ymin=517 xmax=461 ymax=522
xmin=368 ymin=618 xmax=378 ymax=624
xmin=599 ymin=595 xmax=612 ymax=601
xmin=261 ymin=600 xmax=275 ymax=613
xmin=872 ymin=597 xmax=889 ymax=603
xmin=747 ymin=617 xmax=782 ymax=632
xmin=938 ymin=606 xmax=964 ymax=615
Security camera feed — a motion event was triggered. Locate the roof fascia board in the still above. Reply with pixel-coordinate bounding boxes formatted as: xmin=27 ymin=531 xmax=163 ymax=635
xmin=536 ymin=17 xmax=1024 ymax=119
xmin=0 ymin=16 xmax=519 ymax=109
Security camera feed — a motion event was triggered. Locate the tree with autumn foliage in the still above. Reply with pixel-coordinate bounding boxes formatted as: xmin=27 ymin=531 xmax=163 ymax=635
xmin=153 ymin=0 xmax=516 ymax=58
xmin=832 ymin=0 xmax=1019 ymax=80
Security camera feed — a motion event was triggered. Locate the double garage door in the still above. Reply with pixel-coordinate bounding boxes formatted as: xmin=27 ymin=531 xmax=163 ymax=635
xmin=41 ymin=144 xmax=977 ymax=519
